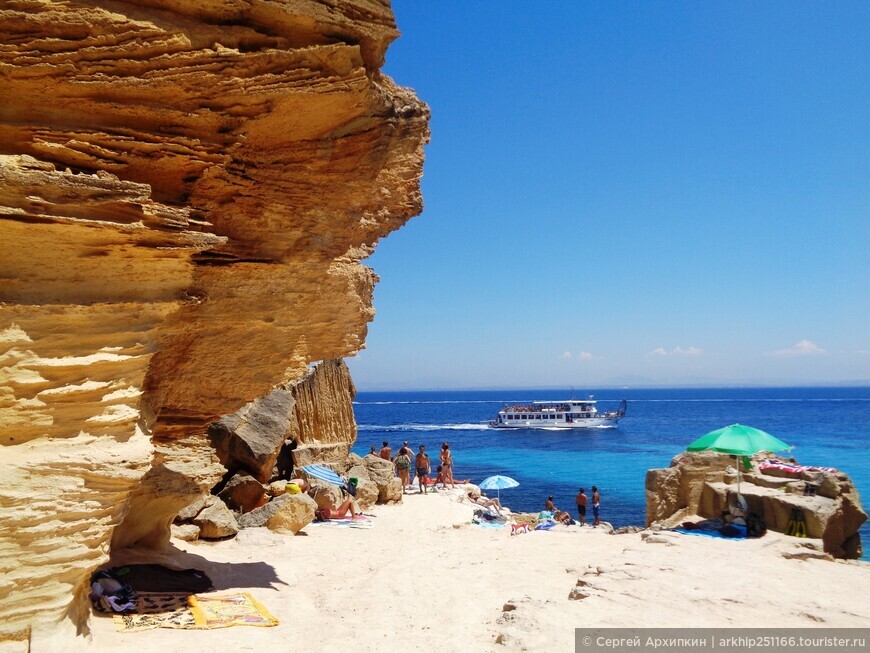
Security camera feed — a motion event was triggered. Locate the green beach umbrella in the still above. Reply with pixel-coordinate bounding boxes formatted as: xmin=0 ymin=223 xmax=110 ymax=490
xmin=687 ymin=424 xmax=793 ymax=495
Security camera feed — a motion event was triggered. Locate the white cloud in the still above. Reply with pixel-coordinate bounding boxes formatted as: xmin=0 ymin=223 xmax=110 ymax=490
xmin=764 ymin=339 xmax=826 ymax=358
xmin=561 ymin=351 xmax=595 ymax=361
xmin=647 ymin=346 xmax=702 ymax=359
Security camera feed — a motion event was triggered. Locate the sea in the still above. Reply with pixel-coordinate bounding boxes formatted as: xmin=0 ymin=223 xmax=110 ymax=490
xmin=351 ymin=386 xmax=870 ymax=555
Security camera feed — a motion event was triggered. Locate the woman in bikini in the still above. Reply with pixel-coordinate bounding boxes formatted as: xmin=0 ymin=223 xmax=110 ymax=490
xmin=440 ymin=442 xmax=455 ymax=488
xmin=315 ymin=497 xmax=357 ymax=521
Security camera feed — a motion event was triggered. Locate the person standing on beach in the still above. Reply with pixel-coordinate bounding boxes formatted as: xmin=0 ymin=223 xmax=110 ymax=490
xmin=378 ymin=441 xmax=392 ymax=461
xmin=440 ymin=442 xmax=455 ymax=488
xmin=394 ymin=447 xmax=412 ymax=494
xmin=415 ymin=445 xmax=431 ymax=494
xmin=576 ymin=488 xmax=588 ymax=526
xmin=591 ymin=486 xmax=601 ymax=526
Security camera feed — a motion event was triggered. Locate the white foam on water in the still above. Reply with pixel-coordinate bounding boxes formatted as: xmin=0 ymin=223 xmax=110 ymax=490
xmin=357 ymin=422 xmax=492 ymax=432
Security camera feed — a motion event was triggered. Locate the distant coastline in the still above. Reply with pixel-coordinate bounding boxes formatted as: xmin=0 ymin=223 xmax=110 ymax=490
xmin=354 ymin=381 xmax=870 ymax=393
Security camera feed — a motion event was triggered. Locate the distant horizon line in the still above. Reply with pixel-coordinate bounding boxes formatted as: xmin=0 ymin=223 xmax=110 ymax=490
xmin=353 ymin=380 xmax=870 ymax=393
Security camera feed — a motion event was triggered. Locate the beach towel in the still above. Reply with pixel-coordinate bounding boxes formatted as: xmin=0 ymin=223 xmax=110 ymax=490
xmin=189 ymin=593 xmax=279 ymax=629
xmin=311 ymin=515 xmax=374 ymax=529
xmin=672 ymin=524 xmax=747 ymax=540
xmin=759 ymin=460 xmax=838 ymax=475
xmin=534 ymin=520 xmax=556 ymax=531
xmin=112 ymin=592 xmax=199 ymax=632
xmin=107 ymin=564 xmax=213 ymax=594
xmin=510 ymin=523 xmax=532 ymax=536
xmin=112 ymin=592 xmax=279 ymax=631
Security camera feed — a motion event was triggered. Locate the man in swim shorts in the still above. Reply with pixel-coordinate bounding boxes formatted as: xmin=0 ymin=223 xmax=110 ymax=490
xmin=576 ymin=487 xmax=587 ymax=526
xmin=415 ymin=445 xmax=431 ymax=494
xmin=591 ymin=485 xmax=601 ymax=526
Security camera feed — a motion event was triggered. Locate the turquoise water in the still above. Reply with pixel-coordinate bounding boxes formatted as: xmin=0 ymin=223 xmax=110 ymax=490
xmin=351 ymin=387 xmax=870 ymax=551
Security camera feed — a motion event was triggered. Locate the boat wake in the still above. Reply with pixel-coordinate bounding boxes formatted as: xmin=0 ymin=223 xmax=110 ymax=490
xmin=357 ymin=422 xmax=491 ymax=432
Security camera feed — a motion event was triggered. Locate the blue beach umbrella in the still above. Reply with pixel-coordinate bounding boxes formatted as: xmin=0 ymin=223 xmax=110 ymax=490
xmin=300 ymin=464 xmax=345 ymax=486
xmin=479 ymin=475 xmax=520 ymax=500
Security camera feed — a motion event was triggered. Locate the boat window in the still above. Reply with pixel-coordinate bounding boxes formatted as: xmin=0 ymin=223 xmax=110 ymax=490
xmin=535 ymin=414 xmax=541 ymax=419
xmin=556 ymin=414 xmax=562 ymax=419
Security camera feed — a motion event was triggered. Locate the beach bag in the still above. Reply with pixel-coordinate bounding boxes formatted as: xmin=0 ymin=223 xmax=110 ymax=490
xmin=746 ymin=512 xmax=767 ymax=538
xmin=345 ymin=477 xmax=358 ymax=497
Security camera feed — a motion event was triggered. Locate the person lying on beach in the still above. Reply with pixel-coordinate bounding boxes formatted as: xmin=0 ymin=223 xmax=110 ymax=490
xmin=315 ymin=497 xmax=357 ymax=521
xmin=553 ymin=510 xmax=575 ymax=525
xmin=468 ymin=492 xmax=502 ymax=512
xmin=286 ymin=478 xmax=310 ymax=493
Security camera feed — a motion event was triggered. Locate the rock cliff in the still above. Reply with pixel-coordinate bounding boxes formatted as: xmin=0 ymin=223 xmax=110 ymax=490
xmin=646 ymin=452 xmax=867 ymax=559
xmin=0 ymin=0 xmax=428 ymax=645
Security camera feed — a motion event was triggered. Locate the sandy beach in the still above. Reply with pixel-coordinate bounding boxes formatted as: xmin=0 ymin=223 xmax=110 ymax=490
xmin=80 ymin=487 xmax=870 ymax=653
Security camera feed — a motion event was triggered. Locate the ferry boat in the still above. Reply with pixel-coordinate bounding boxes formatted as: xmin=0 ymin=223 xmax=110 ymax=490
xmin=491 ymin=397 xmax=627 ymax=429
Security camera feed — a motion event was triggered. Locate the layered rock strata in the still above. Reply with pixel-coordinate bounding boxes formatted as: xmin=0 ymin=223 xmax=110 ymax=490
xmin=646 ymin=452 xmax=867 ymax=558
xmin=0 ymin=0 xmax=427 ymax=645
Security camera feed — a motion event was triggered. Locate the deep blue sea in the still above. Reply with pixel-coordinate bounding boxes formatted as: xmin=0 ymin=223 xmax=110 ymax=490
xmin=351 ymin=387 xmax=870 ymax=552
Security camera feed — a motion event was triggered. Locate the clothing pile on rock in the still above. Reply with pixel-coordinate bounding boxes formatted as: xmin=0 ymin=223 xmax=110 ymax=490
xmin=472 ymin=508 xmax=507 ymax=524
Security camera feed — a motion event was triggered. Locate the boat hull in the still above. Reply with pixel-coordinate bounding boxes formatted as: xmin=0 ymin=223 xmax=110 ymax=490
xmin=491 ymin=417 xmax=619 ymax=429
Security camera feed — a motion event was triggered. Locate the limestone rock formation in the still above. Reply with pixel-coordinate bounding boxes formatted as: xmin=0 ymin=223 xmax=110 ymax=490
xmin=646 ymin=452 xmax=867 ymax=558
xmin=0 ymin=0 xmax=428 ymax=645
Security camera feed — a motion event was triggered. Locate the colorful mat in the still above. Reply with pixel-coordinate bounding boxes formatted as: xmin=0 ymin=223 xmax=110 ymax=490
xmin=311 ymin=516 xmax=374 ymax=528
xmin=189 ymin=593 xmax=278 ymax=629
xmin=112 ymin=592 xmax=197 ymax=632
xmin=112 ymin=592 xmax=278 ymax=632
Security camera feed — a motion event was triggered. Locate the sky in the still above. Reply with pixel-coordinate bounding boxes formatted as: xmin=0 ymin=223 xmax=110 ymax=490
xmin=347 ymin=1 xmax=870 ymax=390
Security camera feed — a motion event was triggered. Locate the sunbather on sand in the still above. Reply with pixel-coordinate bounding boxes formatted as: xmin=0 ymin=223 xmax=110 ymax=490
xmin=315 ymin=497 xmax=357 ymax=521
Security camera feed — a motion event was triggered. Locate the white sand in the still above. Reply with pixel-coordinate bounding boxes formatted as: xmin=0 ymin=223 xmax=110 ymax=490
xmin=85 ymin=488 xmax=870 ymax=653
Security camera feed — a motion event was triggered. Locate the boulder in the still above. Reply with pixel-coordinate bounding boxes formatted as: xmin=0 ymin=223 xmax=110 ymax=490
xmin=193 ymin=499 xmax=239 ymax=539
xmin=208 ymin=388 xmax=295 ymax=483
xmin=175 ymin=495 xmax=215 ymax=523
xmin=346 ymin=464 xmax=371 ymax=481
xmin=237 ymin=494 xmax=291 ymax=529
xmin=309 ymin=481 xmax=344 ymax=511
xmin=171 ymin=524 xmax=201 ymax=542
xmin=378 ymin=477 xmax=403 ymax=503
xmin=363 ymin=455 xmax=395 ymax=485
xmin=218 ymin=471 xmax=267 ymax=513
xmin=344 ymin=453 xmax=366 ymax=472
xmin=354 ymin=478 xmax=379 ymax=510
xmin=268 ymin=480 xmax=289 ymax=497
xmin=265 ymin=493 xmax=317 ymax=534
